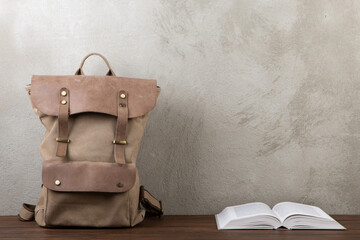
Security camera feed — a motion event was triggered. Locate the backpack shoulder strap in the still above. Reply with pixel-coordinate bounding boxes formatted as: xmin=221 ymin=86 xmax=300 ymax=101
xmin=140 ymin=186 xmax=163 ymax=217
xmin=18 ymin=203 xmax=35 ymax=221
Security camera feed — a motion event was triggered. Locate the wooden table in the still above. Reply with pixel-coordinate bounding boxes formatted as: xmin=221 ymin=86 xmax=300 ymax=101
xmin=1 ymin=215 xmax=359 ymax=239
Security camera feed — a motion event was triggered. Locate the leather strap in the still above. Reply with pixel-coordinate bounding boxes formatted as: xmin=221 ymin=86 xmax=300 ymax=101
xmin=113 ymin=90 xmax=128 ymax=164
xmin=140 ymin=186 xmax=164 ymax=217
xmin=18 ymin=203 xmax=35 ymax=221
xmin=56 ymin=88 xmax=70 ymax=157
xmin=75 ymin=53 xmax=115 ymax=76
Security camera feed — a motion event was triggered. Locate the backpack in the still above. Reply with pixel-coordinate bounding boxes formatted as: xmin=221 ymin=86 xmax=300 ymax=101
xmin=18 ymin=53 xmax=163 ymax=227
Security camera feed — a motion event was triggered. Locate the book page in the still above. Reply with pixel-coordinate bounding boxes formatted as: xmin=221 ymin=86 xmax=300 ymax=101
xmin=215 ymin=202 xmax=279 ymax=229
xmin=232 ymin=202 xmax=276 ymax=219
xmin=272 ymin=202 xmax=331 ymax=223
xmin=215 ymin=206 xmax=237 ymax=229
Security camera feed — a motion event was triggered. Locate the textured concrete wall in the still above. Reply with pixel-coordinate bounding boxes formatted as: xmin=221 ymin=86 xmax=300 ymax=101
xmin=1 ymin=0 xmax=360 ymax=215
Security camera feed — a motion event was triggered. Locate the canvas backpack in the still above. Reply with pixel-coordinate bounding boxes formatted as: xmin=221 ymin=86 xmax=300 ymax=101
xmin=18 ymin=53 xmax=163 ymax=227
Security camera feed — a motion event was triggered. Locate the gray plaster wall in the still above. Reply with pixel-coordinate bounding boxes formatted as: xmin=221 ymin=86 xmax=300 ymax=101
xmin=1 ymin=0 xmax=360 ymax=215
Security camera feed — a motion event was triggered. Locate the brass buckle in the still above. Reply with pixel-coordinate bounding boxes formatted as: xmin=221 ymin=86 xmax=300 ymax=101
xmin=112 ymin=140 xmax=127 ymax=145
xmin=56 ymin=138 xmax=71 ymax=143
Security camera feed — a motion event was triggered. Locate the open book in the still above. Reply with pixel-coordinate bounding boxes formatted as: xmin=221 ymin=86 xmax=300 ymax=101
xmin=215 ymin=202 xmax=345 ymax=230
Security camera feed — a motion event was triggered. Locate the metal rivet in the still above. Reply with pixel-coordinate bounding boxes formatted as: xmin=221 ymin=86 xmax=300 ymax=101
xmin=61 ymin=90 xmax=67 ymax=96
xmin=117 ymin=182 xmax=123 ymax=188
xmin=120 ymin=93 xmax=126 ymax=99
xmin=55 ymin=180 xmax=61 ymax=186
xmin=61 ymin=100 xmax=67 ymax=105
xmin=119 ymin=103 xmax=126 ymax=107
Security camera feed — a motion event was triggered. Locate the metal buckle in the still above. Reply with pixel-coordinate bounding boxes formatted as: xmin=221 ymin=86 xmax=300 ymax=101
xmin=112 ymin=140 xmax=127 ymax=145
xmin=55 ymin=138 xmax=71 ymax=143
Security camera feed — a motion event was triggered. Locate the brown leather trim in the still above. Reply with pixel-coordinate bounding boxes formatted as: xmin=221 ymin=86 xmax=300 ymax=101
xmin=56 ymin=88 xmax=70 ymax=157
xmin=30 ymin=75 xmax=158 ymax=118
xmin=140 ymin=186 xmax=163 ymax=216
xmin=113 ymin=90 xmax=128 ymax=164
xmin=42 ymin=160 xmax=136 ymax=193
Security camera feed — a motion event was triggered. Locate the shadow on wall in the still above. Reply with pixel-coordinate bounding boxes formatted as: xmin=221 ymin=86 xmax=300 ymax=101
xmin=137 ymin=86 xmax=206 ymax=214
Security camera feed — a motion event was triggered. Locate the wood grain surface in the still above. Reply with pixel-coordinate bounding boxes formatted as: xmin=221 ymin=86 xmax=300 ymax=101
xmin=0 ymin=215 xmax=359 ymax=240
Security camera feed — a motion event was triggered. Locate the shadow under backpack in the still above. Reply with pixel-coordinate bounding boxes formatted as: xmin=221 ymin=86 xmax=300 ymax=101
xmin=18 ymin=53 xmax=163 ymax=227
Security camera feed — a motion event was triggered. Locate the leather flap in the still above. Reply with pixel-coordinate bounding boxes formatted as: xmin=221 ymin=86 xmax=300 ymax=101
xmin=30 ymin=75 xmax=158 ymax=118
xmin=42 ymin=160 xmax=136 ymax=193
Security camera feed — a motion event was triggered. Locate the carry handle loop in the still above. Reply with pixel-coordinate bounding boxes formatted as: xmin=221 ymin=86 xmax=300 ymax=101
xmin=74 ymin=53 xmax=116 ymax=76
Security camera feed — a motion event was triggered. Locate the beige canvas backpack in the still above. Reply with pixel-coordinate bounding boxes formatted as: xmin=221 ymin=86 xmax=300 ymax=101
xmin=18 ymin=53 xmax=163 ymax=227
